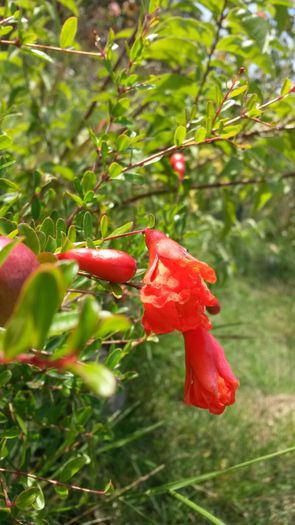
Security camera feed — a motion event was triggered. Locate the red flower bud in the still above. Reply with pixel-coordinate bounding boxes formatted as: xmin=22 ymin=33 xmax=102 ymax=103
xmin=0 ymin=236 xmax=39 ymax=326
xmin=57 ymin=248 xmax=137 ymax=283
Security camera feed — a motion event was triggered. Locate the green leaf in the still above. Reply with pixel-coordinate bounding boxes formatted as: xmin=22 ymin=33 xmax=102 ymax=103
xmin=0 ymin=238 xmax=21 ymax=267
xmin=169 ymin=491 xmax=226 ymax=525
xmin=15 ymin=487 xmax=41 ymax=510
xmin=59 ymin=454 xmax=89 ymax=482
xmin=49 ymin=311 xmax=79 ymax=336
xmin=228 ymin=84 xmax=248 ymax=98
xmin=24 ymin=48 xmax=54 ymax=63
xmin=69 ymin=362 xmax=116 ymax=397
xmin=281 ymin=78 xmax=291 ymax=96
xmin=146 ymin=445 xmax=295 ymax=495
xmin=83 ymin=211 xmax=93 ymax=238
xmin=57 ymin=0 xmax=78 ymax=16
xmin=60 ymin=17 xmax=78 ymax=48
xmin=57 ymin=260 xmax=79 ymax=288
xmin=219 ymin=125 xmax=242 ymax=139
xmin=130 ymin=37 xmax=144 ymax=62
xmin=100 ymin=215 xmax=109 ymax=238
xmin=195 ymin=127 xmax=207 ymax=143
xmin=109 ymin=162 xmax=123 ymax=179
xmin=96 ymin=312 xmax=131 ymax=339
xmin=82 ymin=170 xmax=96 ymax=193
xmin=41 ymin=217 xmax=55 ymax=238
xmin=205 ymin=101 xmax=215 ymax=135
xmin=64 ymin=296 xmax=100 ymax=355
xmin=33 ymin=485 xmax=45 ymax=511
xmin=0 ymin=135 xmax=12 ymax=151
xmin=107 ymin=221 xmax=133 ymax=238
xmin=3 ymin=265 xmax=67 ymax=358
xmin=0 ymin=427 xmax=19 ymax=439
xmin=149 ymin=0 xmax=160 ymax=13
xmin=18 ymin=223 xmax=40 ymax=254
xmin=174 ymin=126 xmax=186 ymax=146
xmin=66 ymin=191 xmax=84 ymax=206
xmin=0 ymin=369 xmax=12 ymax=387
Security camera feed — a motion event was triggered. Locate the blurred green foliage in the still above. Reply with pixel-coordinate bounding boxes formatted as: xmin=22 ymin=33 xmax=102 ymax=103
xmin=0 ymin=0 xmax=294 ymax=522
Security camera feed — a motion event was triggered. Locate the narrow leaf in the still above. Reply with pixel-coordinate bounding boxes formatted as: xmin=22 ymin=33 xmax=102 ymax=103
xmin=169 ymin=491 xmax=226 ymax=525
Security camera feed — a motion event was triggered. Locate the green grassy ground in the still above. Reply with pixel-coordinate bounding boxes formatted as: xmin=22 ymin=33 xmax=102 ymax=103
xmin=106 ymin=273 xmax=295 ymax=525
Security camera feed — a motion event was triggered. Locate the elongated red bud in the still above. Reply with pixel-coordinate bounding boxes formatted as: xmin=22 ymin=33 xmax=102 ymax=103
xmin=57 ymin=248 xmax=137 ymax=283
xmin=0 ymin=236 xmax=39 ymax=326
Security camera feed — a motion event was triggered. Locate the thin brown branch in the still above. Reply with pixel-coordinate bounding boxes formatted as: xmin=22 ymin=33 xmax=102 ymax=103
xmin=0 ymin=467 xmax=106 ymax=496
xmin=212 ymin=76 xmax=239 ymax=128
xmin=0 ymin=39 xmax=103 ymax=57
xmin=110 ymin=464 xmax=165 ymax=499
xmin=121 ymin=171 xmax=295 ymax=206
xmin=195 ymin=0 xmax=228 ymax=105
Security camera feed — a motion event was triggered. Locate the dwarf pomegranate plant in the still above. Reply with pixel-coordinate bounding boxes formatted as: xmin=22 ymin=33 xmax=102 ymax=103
xmin=0 ymin=0 xmax=294 ymax=523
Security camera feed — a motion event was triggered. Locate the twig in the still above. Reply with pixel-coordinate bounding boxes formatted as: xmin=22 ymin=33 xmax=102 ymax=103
xmin=82 ymin=27 xmax=138 ymax=123
xmin=0 ymin=353 xmax=77 ymax=370
xmin=195 ymin=0 xmax=228 ymax=105
xmin=0 ymin=39 xmax=103 ymax=57
xmin=0 ymin=467 xmax=106 ymax=496
xmin=212 ymin=76 xmax=239 ymax=129
xmin=110 ymin=464 xmax=165 ymax=499
xmin=120 ymin=171 xmax=295 ymax=205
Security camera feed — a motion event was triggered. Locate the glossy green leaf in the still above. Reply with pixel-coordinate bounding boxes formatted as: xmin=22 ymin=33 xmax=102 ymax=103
xmin=195 ymin=127 xmax=207 ymax=143
xmin=3 ymin=265 xmax=67 ymax=357
xmin=100 ymin=214 xmax=109 ymax=238
xmin=18 ymin=223 xmax=40 ymax=254
xmin=60 ymin=17 xmax=78 ymax=48
xmin=57 ymin=0 xmax=78 ymax=16
xmin=174 ymin=126 xmax=186 ymax=146
xmin=65 ymin=296 xmax=100 ymax=354
xmin=15 ymin=487 xmax=41 ymax=510
xmin=0 ymin=370 xmax=12 ymax=387
xmin=59 ymin=454 xmax=89 ymax=482
xmin=0 ymin=135 xmax=12 ymax=151
xmin=281 ymin=78 xmax=291 ymax=96
xmin=96 ymin=312 xmax=131 ymax=339
xmin=109 ymin=162 xmax=123 ymax=179
xmin=107 ymin=221 xmax=133 ymax=238
xmin=69 ymin=362 xmax=116 ymax=397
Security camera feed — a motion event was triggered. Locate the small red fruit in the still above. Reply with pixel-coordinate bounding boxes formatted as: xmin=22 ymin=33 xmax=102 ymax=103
xmin=57 ymin=248 xmax=137 ymax=283
xmin=0 ymin=236 xmax=39 ymax=326
xmin=170 ymin=152 xmax=186 ymax=181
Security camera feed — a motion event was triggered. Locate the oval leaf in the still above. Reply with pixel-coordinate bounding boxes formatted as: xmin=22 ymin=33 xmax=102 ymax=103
xmin=60 ymin=17 xmax=78 ymax=48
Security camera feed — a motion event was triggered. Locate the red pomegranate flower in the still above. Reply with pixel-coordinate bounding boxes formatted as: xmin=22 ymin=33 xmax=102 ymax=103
xmin=183 ymin=327 xmax=239 ymax=414
xmin=141 ymin=229 xmax=218 ymax=334
xmin=140 ymin=228 xmax=239 ymax=414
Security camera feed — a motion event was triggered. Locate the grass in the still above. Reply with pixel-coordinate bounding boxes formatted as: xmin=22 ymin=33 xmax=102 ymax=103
xmin=104 ymin=271 xmax=295 ymax=525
